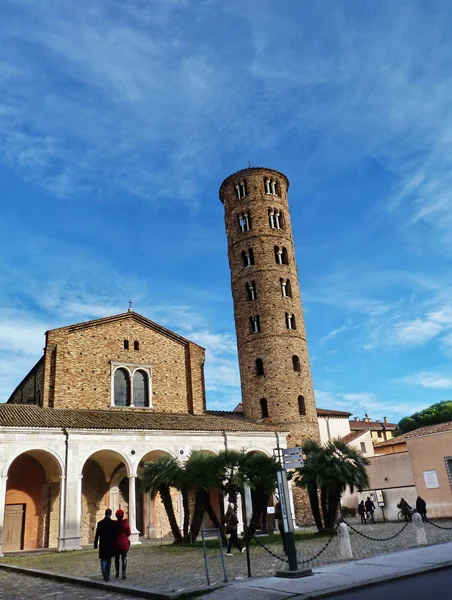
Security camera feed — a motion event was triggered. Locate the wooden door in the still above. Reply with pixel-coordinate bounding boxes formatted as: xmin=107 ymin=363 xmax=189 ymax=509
xmin=3 ymin=504 xmax=25 ymax=551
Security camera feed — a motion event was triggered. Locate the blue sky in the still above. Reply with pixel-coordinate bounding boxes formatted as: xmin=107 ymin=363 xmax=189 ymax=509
xmin=1 ymin=0 xmax=452 ymax=423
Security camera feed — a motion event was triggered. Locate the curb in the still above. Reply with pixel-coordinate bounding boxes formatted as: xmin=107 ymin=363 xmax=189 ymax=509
xmin=0 ymin=563 xmax=213 ymax=599
xmin=303 ymin=559 xmax=452 ymax=599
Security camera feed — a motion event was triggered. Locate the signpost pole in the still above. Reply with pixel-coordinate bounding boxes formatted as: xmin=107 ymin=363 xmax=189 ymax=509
xmin=274 ymin=447 xmax=312 ymax=579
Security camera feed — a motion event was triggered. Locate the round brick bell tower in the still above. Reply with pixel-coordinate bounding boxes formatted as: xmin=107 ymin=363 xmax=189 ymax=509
xmin=219 ymin=167 xmax=320 ymax=447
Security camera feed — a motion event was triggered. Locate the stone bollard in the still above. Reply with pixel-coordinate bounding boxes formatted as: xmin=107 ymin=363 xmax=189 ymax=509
xmin=412 ymin=512 xmax=427 ymax=545
xmin=338 ymin=522 xmax=353 ymax=559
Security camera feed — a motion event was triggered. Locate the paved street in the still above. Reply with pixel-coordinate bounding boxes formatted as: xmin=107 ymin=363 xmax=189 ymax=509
xmin=327 ymin=566 xmax=452 ymax=600
xmin=0 ymin=519 xmax=451 ymax=596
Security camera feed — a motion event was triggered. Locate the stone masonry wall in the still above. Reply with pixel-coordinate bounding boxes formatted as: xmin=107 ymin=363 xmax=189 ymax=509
xmin=8 ymin=358 xmax=44 ymax=405
xmin=219 ymin=168 xmax=320 ymax=448
xmin=42 ymin=314 xmax=205 ymax=412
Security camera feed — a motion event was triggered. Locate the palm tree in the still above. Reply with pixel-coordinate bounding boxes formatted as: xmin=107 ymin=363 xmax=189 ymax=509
xmin=184 ymin=451 xmax=223 ymax=541
xmin=294 ymin=438 xmax=370 ymax=532
xmin=243 ymin=452 xmax=279 ymax=535
xmin=141 ymin=456 xmax=184 ymax=543
xmin=216 ymin=449 xmax=249 ymax=506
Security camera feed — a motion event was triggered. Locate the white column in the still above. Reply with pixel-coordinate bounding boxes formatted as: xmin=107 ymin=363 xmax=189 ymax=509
xmin=128 ymin=475 xmax=141 ymax=545
xmin=60 ymin=473 xmax=83 ymax=551
xmin=58 ymin=475 xmax=66 ymax=551
xmin=243 ymin=484 xmax=253 ymax=527
xmin=236 ymin=492 xmax=244 ymax=534
xmin=0 ymin=476 xmax=8 ymax=557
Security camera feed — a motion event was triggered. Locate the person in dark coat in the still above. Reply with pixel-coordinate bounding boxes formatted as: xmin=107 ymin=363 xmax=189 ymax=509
xmin=365 ymin=497 xmax=376 ymax=523
xmin=94 ymin=508 xmax=117 ymax=581
xmin=224 ymin=503 xmax=244 ymax=556
xmin=274 ymin=500 xmax=287 ymax=553
xmin=397 ymin=498 xmax=412 ymax=522
xmin=357 ymin=500 xmax=367 ymax=524
xmin=114 ymin=509 xmax=131 ymax=580
xmin=416 ymin=496 xmax=427 ymax=522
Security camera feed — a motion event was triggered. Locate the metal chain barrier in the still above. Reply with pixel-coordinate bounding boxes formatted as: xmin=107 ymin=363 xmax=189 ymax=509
xmin=245 ymin=527 xmax=338 ymax=566
xmin=298 ymin=529 xmax=337 ymax=565
xmin=245 ymin=529 xmax=288 ymax=563
xmin=344 ymin=520 xmax=410 ymax=541
xmin=426 ymin=519 xmax=452 ymax=530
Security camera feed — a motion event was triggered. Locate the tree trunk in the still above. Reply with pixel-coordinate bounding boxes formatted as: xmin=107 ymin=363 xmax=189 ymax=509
xmin=159 ymin=485 xmax=182 ymax=542
xmin=181 ymin=487 xmax=190 ymax=539
xmin=188 ymin=491 xmax=205 ymax=542
xmin=307 ymin=484 xmax=323 ymax=531
xmin=205 ymin=492 xmax=227 ymax=543
xmin=320 ymin=486 xmax=328 ymax=530
xmin=248 ymin=490 xmax=266 ymax=536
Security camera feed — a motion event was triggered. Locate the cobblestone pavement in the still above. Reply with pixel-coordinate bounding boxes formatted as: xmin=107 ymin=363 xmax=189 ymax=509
xmin=0 ymin=519 xmax=451 ymax=596
xmin=0 ymin=570 xmax=132 ymax=600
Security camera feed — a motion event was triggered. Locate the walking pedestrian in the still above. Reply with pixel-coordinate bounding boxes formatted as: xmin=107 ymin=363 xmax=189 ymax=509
xmin=274 ymin=500 xmax=287 ymax=553
xmin=94 ymin=508 xmax=117 ymax=581
xmin=397 ymin=498 xmax=412 ymax=522
xmin=357 ymin=500 xmax=367 ymax=524
xmin=416 ymin=496 xmax=427 ymax=522
xmin=365 ymin=496 xmax=376 ymax=524
xmin=114 ymin=509 xmax=131 ymax=580
xmin=224 ymin=503 xmax=244 ymax=556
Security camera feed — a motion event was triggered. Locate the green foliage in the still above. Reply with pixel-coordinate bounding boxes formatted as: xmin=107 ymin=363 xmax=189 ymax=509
xmin=397 ymin=401 xmax=452 ymax=434
xmin=293 ymin=438 xmax=370 ymax=531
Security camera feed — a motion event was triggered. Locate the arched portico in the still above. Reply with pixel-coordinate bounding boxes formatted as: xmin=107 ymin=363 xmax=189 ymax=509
xmin=1 ymin=449 xmax=63 ymax=555
xmin=138 ymin=449 xmax=179 ymax=539
xmin=80 ymin=449 xmax=131 ymax=545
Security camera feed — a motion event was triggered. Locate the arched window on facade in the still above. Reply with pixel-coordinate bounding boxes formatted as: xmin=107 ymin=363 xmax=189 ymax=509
xmin=235 ymin=180 xmax=247 ymax=199
xmin=256 ymin=358 xmax=264 ymax=376
xmin=242 ymin=248 xmax=255 ymax=267
xmin=298 ymin=395 xmax=306 ymax=416
xmin=238 ymin=212 xmax=251 ymax=232
xmin=275 ymin=246 xmax=282 ymax=264
xmin=282 ymin=247 xmax=289 ymax=264
xmin=285 ymin=313 xmax=296 ymax=330
xmin=114 ymin=368 xmax=130 ymax=406
xmin=250 ymin=315 xmax=261 ymax=333
xmin=134 ymin=340 xmax=139 ymax=351
xmin=264 ymin=178 xmax=279 ymax=196
xmin=133 ymin=370 xmax=149 ymax=407
xmin=280 ymin=278 xmax=292 ymax=298
xmin=246 ymin=280 xmax=257 ymax=301
xmin=292 ymin=355 xmax=301 ymax=372
xmin=260 ymin=398 xmax=269 ymax=419
xmin=124 ymin=339 xmax=129 ymax=350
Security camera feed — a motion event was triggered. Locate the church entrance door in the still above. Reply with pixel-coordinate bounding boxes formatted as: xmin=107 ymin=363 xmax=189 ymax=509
xmin=3 ymin=504 xmax=25 ymax=551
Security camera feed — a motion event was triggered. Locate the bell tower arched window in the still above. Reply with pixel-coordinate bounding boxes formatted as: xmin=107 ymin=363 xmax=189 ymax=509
xmin=260 ymin=398 xmax=269 ymax=418
xmin=114 ymin=368 xmax=130 ymax=406
xmin=235 ymin=180 xmax=247 ymax=199
xmin=250 ymin=315 xmax=261 ymax=333
xmin=133 ymin=370 xmax=149 ymax=407
xmin=292 ymin=355 xmax=301 ymax=372
xmin=246 ymin=281 xmax=257 ymax=301
xmin=242 ymin=248 xmax=255 ymax=267
xmin=298 ymin=395 xmax=306 ymax=416
xmin=256 ymin=358 xmax=264 ymax=376
xmin=285 ymin=313 xmax=296 ymax=330
xmin=238 ymin=212 xmax=251 ymax=232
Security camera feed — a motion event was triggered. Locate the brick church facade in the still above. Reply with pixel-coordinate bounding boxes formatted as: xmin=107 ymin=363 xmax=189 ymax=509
xmin=0 ymin=167 xmax=319 ymax=554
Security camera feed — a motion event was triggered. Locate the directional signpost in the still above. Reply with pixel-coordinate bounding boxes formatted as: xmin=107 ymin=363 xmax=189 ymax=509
xmin=274 ymin=446 xmax=312 ymax=578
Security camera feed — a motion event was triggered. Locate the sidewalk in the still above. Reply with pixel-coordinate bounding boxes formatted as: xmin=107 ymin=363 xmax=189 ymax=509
xmin=204 ymin=541 xmax=452 ymax=599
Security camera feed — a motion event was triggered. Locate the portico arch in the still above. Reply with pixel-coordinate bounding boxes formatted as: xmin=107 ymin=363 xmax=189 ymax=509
xmin=3 ymin=449 xmax=63 ymax=552
xmin=80 ymin=449 xmax=130 ymax=544
xmin=138 ymin=449 xmax=178 ymax=539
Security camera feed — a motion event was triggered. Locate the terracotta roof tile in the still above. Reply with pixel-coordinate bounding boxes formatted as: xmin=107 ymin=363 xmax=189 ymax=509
xmin=0 ymin=405 xmax=279 ymax=433
xmin=317 ymin=408 xmax=352 ymax=417
xmin=341 ymin=430 xmax=368 ymax=444
xmin=350 ymin=420 xmax=397 ymax=430
xmin=375 ymin=420 xmax=452 ymax=447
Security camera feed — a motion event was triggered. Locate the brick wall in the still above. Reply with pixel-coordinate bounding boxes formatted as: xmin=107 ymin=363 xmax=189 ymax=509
xmin=81 ymin=459 xmax=110 ymax=544
xmin=41 ymin=313 xmax=205 ymax=413
xmin=219 ymin=168 xmax=320 ymax=441
xmin=8 ymin=358 xmax=44 ymax=405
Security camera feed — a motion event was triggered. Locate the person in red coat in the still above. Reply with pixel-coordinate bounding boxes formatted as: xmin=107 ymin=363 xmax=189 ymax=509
xmin=114 ymin=509 xmax=131 ymax=580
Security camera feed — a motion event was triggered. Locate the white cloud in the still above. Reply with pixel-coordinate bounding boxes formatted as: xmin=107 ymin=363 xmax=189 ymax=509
xmin=398 ymin=372 xmax=452 ymax=389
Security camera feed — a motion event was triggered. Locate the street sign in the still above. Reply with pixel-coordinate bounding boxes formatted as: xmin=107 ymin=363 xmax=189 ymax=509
xmin=282 ymin=446 xmax=304 ymax=469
